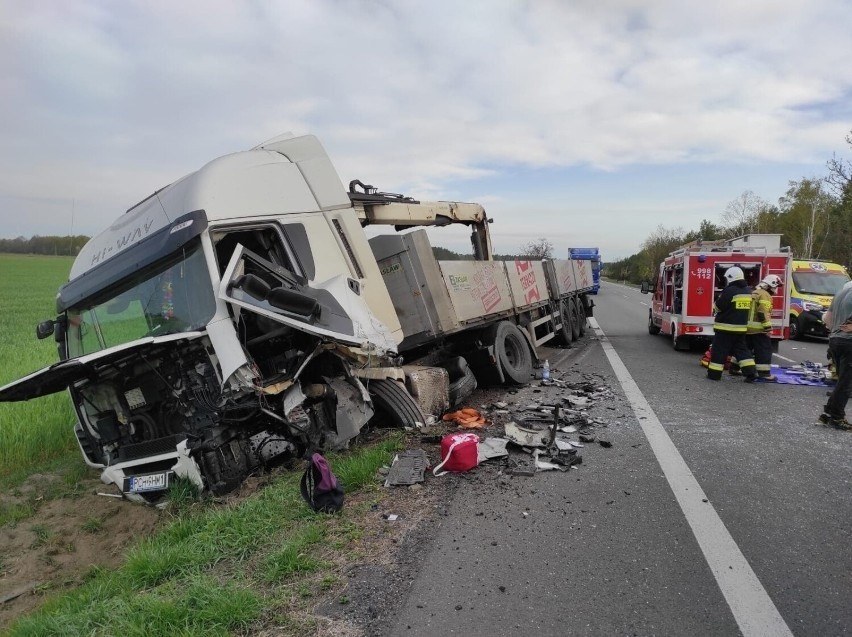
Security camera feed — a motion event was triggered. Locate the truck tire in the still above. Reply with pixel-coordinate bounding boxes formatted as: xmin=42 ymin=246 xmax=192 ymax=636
xmin=575 ymin=297 xmax=587 ymax=336
xmin=648 ymin=310 xmax=661 ymax=335
xmin=557 ymin=299 xmax=575 ymax=345
xmin=448 ymin=366 xmax=478 ymax=406
xmin=368 ymin=379 xmax=426 ymax=428
xmin=568 ymin=299 xmax=581 ymax=341
xmin=485 ymin=321 xmax=534 ymax=385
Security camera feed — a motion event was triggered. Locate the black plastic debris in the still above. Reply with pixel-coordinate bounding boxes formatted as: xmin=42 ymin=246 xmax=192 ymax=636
xmin=385 ymin=449 xmax=428 ymax=486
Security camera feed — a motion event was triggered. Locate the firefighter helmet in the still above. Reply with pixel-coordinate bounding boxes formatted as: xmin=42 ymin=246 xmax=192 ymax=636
xmin=761 ymin=274 xmax=783 ymax=290
xmin=724 ymin=266 xmax=745 ymax=283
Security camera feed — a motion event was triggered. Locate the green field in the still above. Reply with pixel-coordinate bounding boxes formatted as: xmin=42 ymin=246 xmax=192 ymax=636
xmin=0 ymin=254 xmax=77 ymax=478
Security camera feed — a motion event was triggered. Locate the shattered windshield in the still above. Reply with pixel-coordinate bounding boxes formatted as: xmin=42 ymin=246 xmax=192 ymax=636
xmin=792 ymin=271 xmax=850 ymax=296
xmin=66 ymin=240 xmax=217 ymax=357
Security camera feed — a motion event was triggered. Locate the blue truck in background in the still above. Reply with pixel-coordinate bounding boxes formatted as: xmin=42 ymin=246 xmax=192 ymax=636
xmin=568 ymin=247 xmax=601 ymax=294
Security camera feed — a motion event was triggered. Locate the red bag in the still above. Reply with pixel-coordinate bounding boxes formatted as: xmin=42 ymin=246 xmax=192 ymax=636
xmin=432 ymin=433 xmax=480 ymax=476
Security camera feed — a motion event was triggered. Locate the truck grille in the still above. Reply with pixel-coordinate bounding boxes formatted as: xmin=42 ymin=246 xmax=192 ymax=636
xmin=118 ymin=435 xmax=186 ymax=461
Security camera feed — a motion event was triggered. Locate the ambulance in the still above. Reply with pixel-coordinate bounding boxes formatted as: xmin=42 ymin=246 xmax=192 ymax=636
xmin=641 ymin=234 xmax=792 ymax=351
xmin=788 ymin=260 xmax=850 ymax=338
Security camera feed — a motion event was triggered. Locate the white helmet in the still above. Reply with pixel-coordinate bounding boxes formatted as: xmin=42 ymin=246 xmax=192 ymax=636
xmin=724 ymin=266 xmax=745 ymax=283
xmin=761 ymin=274 xmax=783 ymax=290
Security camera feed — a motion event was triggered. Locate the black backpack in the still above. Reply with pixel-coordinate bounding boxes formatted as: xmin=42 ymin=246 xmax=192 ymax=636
xmin=299 ymin=453 xmax=344 ymax=513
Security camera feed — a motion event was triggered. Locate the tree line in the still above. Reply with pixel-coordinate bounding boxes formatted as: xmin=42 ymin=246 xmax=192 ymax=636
xmin=0 ymin=235 xmax=90 ymax=256
xmin=604 ymin=131 xmax=852 ymax=284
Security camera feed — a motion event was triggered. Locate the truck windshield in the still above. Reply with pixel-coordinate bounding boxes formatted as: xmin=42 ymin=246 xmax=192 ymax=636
xmin=792 ymin=271 xmax=851 ymax=296
xmin=66 ymin=241 xmax=216 ymax=357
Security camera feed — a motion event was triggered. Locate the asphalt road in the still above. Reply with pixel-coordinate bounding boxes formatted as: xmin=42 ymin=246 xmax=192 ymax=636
xmin=387 ymin=281 xmax=851 ymax=636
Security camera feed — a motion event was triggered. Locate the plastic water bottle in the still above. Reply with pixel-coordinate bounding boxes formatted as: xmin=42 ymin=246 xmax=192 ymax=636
xmin=542 ymin=359 xmax=550 ymax=381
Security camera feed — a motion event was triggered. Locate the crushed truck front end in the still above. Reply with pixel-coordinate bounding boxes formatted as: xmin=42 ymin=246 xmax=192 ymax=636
xmin=0 ymin=134 xmax=413 ymax=503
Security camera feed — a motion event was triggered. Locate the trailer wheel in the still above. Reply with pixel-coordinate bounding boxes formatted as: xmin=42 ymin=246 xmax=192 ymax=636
xmin=568 ymin=299 xmax=581 ymax=341
xmin=367 ymin=379 xmax=426 ymax=428
xmin=575 ymin=297 xmax=587 ymax=336
xmin=557 ymin=299 xmax=576 ymax=345
xmin=648 ymin=310 xmax=661 ymax=335
xmin=486 ymin=321 xmax=534 ymax=385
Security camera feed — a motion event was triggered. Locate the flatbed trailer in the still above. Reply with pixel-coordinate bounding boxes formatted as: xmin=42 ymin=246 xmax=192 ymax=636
xmin=370 ymin=229 xmax=595 ymax=355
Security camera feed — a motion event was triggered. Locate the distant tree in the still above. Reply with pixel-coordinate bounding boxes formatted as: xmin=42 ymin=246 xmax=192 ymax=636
xmin=432 ymin=246 xmax=469 ymax=261
xmin=823 ymin=130 xmax=852 ymax=268
xmin=0 ymin=234 xmax=89 ymax=256
xmin=640 ymin=225 xmax=684 ymax=280
xmin=778 ymin=178 xmax=835 ymax=259
xmin=720 ymin=191 xmax=775 ymax=237
xmin=825 ymin=130 xmax=852 ymax=199
xmin=518 ymin=238 xmax=554 ymax=259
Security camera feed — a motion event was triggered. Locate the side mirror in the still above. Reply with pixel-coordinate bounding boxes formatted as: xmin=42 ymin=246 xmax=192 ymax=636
xmin=640 ymin=281 xmax=650 ymax=294
xmin=36 ymin=319 xmax=55 ymax=339
xmin=231 ymin=274 xmax=272 ymax=301
xmin=267 ymin=287 xmax=320 ymax=320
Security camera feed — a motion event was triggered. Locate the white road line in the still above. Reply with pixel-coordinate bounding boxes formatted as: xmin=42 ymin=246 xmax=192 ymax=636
xmin=639 ymin=301 xmax=648 ymax=306
xmin=587 ymin=317 xmax=793 ymax=637
xmin=773 ymin=353 xmax=798 ymax=364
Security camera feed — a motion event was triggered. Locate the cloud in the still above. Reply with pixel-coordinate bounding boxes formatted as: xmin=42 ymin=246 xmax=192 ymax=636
xmin=1 ymin=0 xmax=851 ymax=244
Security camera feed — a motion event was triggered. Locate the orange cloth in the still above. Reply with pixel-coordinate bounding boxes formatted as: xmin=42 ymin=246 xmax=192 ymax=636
xmin=442 ymin=407 xmax=488 ymax=429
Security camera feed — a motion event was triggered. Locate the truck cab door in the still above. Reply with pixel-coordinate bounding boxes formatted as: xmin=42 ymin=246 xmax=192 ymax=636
xmin=219 ymin=244 xmax=397 ymax=352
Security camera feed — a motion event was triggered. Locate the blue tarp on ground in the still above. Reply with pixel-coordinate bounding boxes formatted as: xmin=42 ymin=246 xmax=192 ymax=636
xmin=758 ymin=365 xmax=834 ymax=386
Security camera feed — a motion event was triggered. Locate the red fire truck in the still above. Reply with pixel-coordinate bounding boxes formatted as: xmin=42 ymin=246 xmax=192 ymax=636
xmin=641 ymin=234 xmax=792 ymax=351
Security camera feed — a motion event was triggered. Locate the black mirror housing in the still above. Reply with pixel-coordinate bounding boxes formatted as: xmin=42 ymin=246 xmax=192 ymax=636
xmin=640 ymin=282 xmax=650 ymax=294
xmin=267 ymin=287 xmax=320 ymax=320
xmin=36 ymin=319 xmax=55 ymax=339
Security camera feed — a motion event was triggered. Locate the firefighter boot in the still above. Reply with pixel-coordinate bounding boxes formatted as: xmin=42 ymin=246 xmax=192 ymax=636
xmin=757 ymin=371 xmax=778 ymax=382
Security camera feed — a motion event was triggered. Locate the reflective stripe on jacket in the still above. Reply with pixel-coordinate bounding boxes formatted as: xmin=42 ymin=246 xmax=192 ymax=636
xmin=747 ymin=287 xmax=773 ymax=334
xmin=714 ymin=280 xmax=752 ymax=333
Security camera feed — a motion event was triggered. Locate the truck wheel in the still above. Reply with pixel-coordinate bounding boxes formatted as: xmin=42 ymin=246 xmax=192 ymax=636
xmin=448 ymin=366 xmax=478 ymax=406
xmin=648 ymin=310 xmax=661 ymax=335
xmin=368 ymin=379 xmax=426 ymax=428
xmin=557 ymin=299 xmax=576 ymax=345
xmin=575 ymin=297 xmax=587 ymax=336
xmin=486 ymin=321 xmax=534 ymax=385
xmin=569 ymin=301 xmax=581 ymax=341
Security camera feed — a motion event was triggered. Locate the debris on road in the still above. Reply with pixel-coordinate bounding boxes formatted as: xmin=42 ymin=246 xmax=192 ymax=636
xmin=478 ymin=437 xmax=510 ymax=463
xmin=385 ymin=450 xmax=429 ymax=487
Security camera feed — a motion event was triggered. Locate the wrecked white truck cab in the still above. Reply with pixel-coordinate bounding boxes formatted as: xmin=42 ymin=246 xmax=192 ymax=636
xmin=2 ymin=133 xmax=599 ymax=503
xmin=0 ymin=134 xmax=417 ymax=502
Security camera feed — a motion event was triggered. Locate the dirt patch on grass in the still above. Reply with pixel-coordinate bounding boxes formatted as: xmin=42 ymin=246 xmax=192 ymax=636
xmin=0 ymin=473 xmax=160 ymax=629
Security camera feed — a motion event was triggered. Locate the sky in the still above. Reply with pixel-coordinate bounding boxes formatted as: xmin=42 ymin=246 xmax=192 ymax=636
xmin=2 ymin=1 xmax=852 ymax=260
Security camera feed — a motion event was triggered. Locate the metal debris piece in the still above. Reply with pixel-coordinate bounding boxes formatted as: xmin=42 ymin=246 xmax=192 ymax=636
xmin=385 ymin=449 xmax=428 ymax=486
xmin=504 ymin=421 xmax=550 ymax=448
xmin=559 ymin=425 xmax=579 ymax=433
xmin=533 ymin=450 xmax=561 ymax=471
xmin=579 ymin=434 xmax=595 ymax=443
xmin=598 ymin=439 xmax=613 ymax=448
xmin=478 ymin=437 xmax=510 ymax=462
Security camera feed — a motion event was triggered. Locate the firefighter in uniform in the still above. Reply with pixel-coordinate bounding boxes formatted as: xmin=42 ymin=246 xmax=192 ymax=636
xmin=707 ymin=266 xmax=757 ymax=381
xmin=747 ymin=275 xmax=783 ymax=381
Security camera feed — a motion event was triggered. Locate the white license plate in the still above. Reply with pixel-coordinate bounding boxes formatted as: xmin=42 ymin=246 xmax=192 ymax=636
xmin=128 ymin=472 xmax=169 ymax=493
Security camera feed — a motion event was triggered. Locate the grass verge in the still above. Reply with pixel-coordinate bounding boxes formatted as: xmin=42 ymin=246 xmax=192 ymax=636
xmin=7 ymin=433 xmax=403 ymax=636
